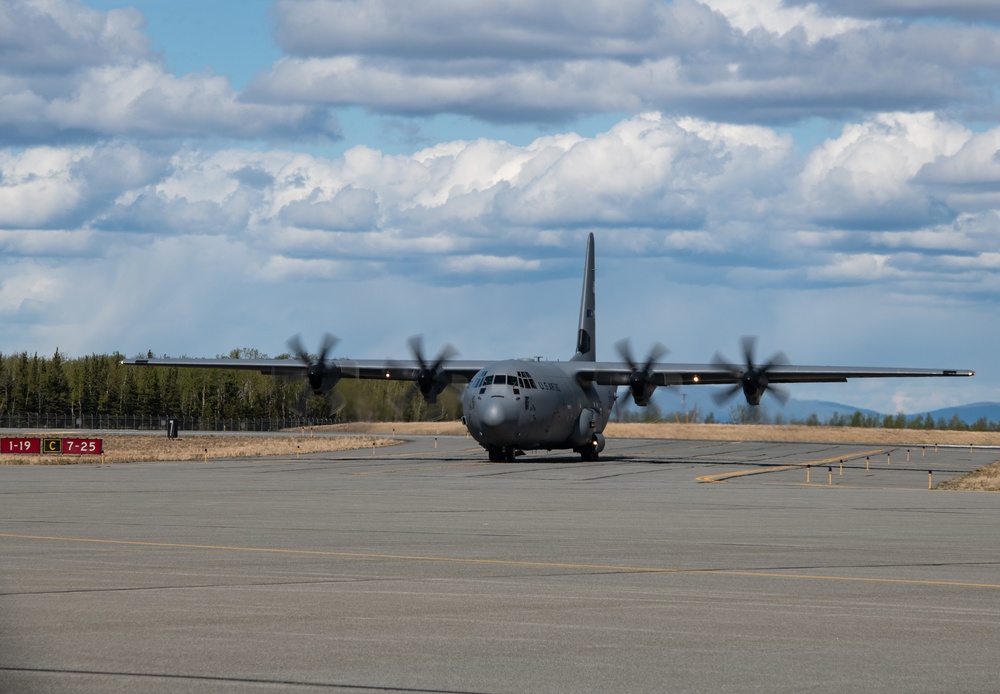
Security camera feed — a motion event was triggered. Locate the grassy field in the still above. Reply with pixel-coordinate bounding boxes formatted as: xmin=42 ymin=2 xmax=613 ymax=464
xmin=2 ymin=422 xmax=997 ymax=490
xmin=0 ymin=432 xmax=398 ymax=465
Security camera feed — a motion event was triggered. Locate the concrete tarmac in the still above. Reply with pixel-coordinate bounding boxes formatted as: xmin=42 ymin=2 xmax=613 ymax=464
xmin=2 ymin=434 xmax=1000 ymax=693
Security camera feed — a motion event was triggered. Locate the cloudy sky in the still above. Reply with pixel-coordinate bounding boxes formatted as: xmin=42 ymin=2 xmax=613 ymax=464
xmin=2 ymin=0 xmax=999 ymax=414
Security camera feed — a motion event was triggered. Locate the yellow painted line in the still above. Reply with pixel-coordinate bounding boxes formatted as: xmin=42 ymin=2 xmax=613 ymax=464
xmin=696 ymin=465 xmax=800 ymax=483
xmin=2 ymin=533 xmax=998 ymax=590
xmin=697 ymin=449 xmax=886 ymax=484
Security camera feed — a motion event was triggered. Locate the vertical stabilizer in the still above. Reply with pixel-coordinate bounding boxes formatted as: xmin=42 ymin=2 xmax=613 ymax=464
xmin=571 ymin=233 xmax=596 ymax=362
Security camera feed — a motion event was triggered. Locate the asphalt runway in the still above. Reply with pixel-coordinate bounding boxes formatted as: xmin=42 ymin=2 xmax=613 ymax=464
xmin=2 ymin=434 xmax=1000 ymax=693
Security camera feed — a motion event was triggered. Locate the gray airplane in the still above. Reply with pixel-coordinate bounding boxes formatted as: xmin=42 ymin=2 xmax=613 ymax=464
xmin=122 ymin=233 xmax=974 ymax=462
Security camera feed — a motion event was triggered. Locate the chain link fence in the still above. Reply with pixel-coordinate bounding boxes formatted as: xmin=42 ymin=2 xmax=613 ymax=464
xmin=0 ymin=413 xmax=337 ymax=432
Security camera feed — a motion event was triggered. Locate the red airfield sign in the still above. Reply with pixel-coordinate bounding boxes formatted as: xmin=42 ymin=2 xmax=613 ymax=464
xmin=1 ymin=437 xmax=102 ymax=455
xmin=1 ymin=437 xmax=41 ymax=454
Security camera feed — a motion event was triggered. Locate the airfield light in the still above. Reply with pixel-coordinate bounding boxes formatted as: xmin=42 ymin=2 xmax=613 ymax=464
xmin=693 ymin=375 xmax=700 ymax=383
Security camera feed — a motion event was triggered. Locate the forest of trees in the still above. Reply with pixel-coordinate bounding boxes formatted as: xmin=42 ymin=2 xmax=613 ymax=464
xmin=0 ymin=349 xmax=461 ymax=430
xmin=0 ymin=349 xmax=995 ymax=431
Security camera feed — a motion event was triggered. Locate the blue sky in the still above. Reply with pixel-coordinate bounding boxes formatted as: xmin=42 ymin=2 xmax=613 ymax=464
xmin=3 ymin=0 xmax=1000 ymax=414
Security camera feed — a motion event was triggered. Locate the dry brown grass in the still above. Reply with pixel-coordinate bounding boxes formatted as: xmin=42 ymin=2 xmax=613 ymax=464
xmin=935 ymin=461 xmax=1000 ymax=491
xmin=603 ymin=422 xmax=1000 ymax=446
xmin=0 ymin=432 xmax=397 ymax=465
xmin=323 ymin=420 xmax=1000 ymax=447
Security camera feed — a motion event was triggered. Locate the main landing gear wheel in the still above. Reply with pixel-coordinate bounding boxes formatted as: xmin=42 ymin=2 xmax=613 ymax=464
xmin=487 ymin=445 xmax=518 ymax=463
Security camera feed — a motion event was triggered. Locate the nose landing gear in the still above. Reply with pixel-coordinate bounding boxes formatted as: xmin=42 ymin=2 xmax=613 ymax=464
xmin=487 ymin=445 xmax=521 ymax=463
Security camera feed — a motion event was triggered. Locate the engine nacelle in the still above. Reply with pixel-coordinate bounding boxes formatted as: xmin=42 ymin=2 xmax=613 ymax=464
xmin=741 ymin=369 xmax=766 ymax=406
xmin=628 ymin=371 xmax=656 ymax=406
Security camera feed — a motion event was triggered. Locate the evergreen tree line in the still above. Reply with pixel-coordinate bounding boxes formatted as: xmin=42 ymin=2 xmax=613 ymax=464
xmin=614 ymin=402 xmax=1000 ymax=432
xmin=0 ymin=349 xmax=460 ymax=430
xmin=0 ymin=349 xmax=991 ymax=431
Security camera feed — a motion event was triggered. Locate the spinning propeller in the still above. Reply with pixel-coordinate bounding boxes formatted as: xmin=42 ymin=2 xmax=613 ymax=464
xmin=711 ymin=336 xmax=789 ymax=406
xmin=615 ymin=338 xmax=669 ymax=407
xmin=407 ymin=335 xmax=458 ymax=405
xmin=288 ymin=333 xmax=343 ymax=397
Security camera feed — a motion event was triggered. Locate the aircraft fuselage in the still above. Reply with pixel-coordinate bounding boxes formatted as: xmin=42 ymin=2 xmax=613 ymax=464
xmin=461 ymin=359 xmax=616 ymax=462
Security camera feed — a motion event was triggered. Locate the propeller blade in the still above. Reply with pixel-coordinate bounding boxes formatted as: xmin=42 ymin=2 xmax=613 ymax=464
xmin=711 ymin=351 xmax=739 ymax=376
xmin=286 ymin=333 xmax=342 ymax=396
xmin=406 ymin=335 xmax=459 ymax=404
xmin=767 ymin=384 xmax=790 ymax=405
xmin=642 ymin=342 xmax=668 ymax=372
xmin=408 ymin=335 xmax=428 ymax=370
xmin=616 ymin=338 xmax=670 ymax=406
xmin=711 ymin=337 xmax=790 ymax=407
xmin=317 ymin=333 xmax=339 ymax=364
xmin=431 ymin=343 xmax=459 ymax=373
xmin=740 ymin=335 xmax=757 ymax=369
xmin=761 ymin=351 xmax=789 ymax=372
xmin=712 ymin=383 xmax=743 ymax=405
xmin=615 ymin=338 xmax=638 ymax=371
xmin=288 ymin=334 xmax=309 ymax=364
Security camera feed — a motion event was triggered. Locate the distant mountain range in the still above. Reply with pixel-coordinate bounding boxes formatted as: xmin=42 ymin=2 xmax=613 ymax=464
xmin=622 ymin=388 xmax=1000 ymax=426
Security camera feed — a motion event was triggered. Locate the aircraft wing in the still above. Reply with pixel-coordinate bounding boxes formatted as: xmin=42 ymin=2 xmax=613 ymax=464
xmin=578 ymin=362 xmax=974 ymax=386
xmin=124 ymin=357 xmax=973 ymax=385
xmin=720 ymin=365 xmax=975 ymax=384
xmin=120 ymin=357 xmax=487 ymax=382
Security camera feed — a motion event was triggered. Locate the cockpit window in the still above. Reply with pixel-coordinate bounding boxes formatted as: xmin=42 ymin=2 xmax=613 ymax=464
xmin=471 ymin=371 xmax=540 ymax=390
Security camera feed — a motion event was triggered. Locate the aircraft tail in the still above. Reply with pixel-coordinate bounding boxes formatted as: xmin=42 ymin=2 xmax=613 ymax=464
xmin=571 ymin=233 xmax=596 ymax=362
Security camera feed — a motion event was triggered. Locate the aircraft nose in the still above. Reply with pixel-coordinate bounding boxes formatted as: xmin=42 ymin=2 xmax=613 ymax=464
xmin=481 ymin=401 xmax=506 ymax=427
xmin=479 ymin=399 xmax=518 ymax=442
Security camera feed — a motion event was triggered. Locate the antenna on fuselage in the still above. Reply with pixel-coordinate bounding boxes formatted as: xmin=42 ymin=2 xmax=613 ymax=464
xmin=571 ymin=232 xmax=596 ymax=362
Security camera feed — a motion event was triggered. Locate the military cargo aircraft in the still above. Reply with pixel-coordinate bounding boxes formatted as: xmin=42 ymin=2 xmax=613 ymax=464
xmin=122 ymin=233 xmax=974 ymax=462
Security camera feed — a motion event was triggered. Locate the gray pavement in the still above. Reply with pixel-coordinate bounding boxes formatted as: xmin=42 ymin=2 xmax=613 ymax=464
xmin=2 ymin=434 xmax=1000 ymax=693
